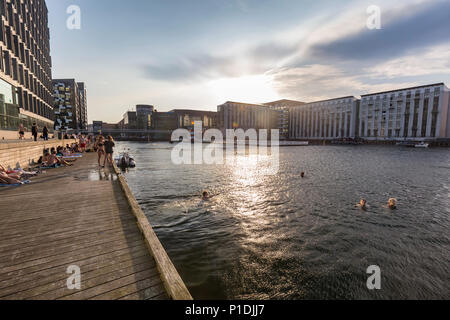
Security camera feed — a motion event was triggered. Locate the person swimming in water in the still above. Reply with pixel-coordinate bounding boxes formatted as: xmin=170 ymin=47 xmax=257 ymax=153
xmin=300 ymin=172 xmax=305 ymax=178
xmin=202 ymin=191 xmax=210 ymax=201
xmin=357 ymin=198 xmax=368 ymax=210
xmin=387 ymin=198 xmax=397 ymax=210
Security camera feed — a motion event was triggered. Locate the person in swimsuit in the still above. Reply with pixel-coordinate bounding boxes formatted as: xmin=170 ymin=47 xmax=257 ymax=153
xmin=103 ymin=136 xmax=115 ymax=167
xmin=96 ymin=136 xmax=106 ymax=167
xmin=18 ymin=123 xmax=25 ymax=140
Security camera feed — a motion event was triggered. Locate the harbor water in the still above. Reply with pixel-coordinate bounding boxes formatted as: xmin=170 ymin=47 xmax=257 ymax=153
xmin=116 ymin=142 xmax=450 ymax=300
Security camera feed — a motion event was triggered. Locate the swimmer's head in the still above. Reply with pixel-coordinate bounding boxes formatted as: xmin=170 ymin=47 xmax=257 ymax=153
xmin=202 ymin=191 xmax=209 ymax=198
xmin=388 ymin=198 xmax=397 ymax=209
xmin=360 ymin=198 xmax=367 ymax=207
xmin=301 ymin=172 xmax=305 ymax=178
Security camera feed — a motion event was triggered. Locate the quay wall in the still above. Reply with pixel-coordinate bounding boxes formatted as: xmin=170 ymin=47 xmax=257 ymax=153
xmin=0 ymin=139 xmax=76 ymax=169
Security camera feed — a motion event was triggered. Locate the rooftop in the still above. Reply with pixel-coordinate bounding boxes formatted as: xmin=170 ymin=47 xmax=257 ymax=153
xmin=361 ymin=83 xmax=446 ymax=97
xmin=264 ymin=99 xmax=306 ymax=106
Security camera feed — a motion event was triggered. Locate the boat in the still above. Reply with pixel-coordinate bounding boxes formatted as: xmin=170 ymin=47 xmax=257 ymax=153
xmin=415 ymin=142 xmax=429 ymax=148
xmin=116 ymin=152 xmax=136 ymax=168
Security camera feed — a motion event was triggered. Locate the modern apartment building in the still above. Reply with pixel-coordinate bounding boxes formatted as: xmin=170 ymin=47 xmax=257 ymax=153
xmin=217 ymin=101 xmax=279 ymax=135
xmin=0 ymin=0 xmax=54 ymax=139
xmin=288 ymin=96 xmax=359 ymax=140
xmin=264 ymin=99 xmax=305 ymax=140
xmin=77 ymin=82 xmax=87 ymax=131
xmin=53 ymin=79 xmax=82 ymax=132
xmin=358 ymin=83 xmax=450 ymax=141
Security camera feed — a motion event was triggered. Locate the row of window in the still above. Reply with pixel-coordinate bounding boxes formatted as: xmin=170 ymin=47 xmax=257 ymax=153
xmin=0 ymin=0 xmax=51 ymax=72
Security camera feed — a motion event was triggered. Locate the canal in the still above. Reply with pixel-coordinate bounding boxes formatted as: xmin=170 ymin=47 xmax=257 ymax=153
xmin=116 ymin=142 xmax=450 ymax=300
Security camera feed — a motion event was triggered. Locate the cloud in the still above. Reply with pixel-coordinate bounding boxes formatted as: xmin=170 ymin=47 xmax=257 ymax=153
xmin=141 ymin=0 xmax=450 ymax=103
xmin=268 ymin=64 xmax=420 ymax=101
xmin=366 ymin=44 xmax=450 ymax=79
xmin=305 ymin=0 xmax=450 ymax=64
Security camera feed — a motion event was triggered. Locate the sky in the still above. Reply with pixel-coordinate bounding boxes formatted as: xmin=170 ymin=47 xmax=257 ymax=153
xmin=46 ymin=0 xmax=450 ymax=123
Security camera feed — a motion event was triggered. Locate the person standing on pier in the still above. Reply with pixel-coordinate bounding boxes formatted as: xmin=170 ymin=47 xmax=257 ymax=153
xmin=95 ymin=135 xmax=106 ymax=167
xmin=31 ymin=123 xmax=38 ymax=142
xmin=43 ymin=126 xmax=49 ymax=141
xmin=104 ymin=136 xmax=115 ymax=167
xmin=18 ymin=123 xmax=25 ymax=140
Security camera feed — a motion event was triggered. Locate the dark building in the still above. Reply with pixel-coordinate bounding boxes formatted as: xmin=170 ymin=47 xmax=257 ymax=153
xmin=0 ymin=0 xmax=54 ymax=139
xmin=53 ymin=79 xmax=79 ymax=132
xmin=77 ymin=82 xmax=87 ymax=131
xmin=121 ymin=111 xmax=137 ymax=130
xmin=136 ymin=104 xmax=153 ymax=130
xmin=171 ymin=109 xmax=217 ymax=130
xmin=53 ymin=79 xmax=88 ymax=132
xmin=217 ymin=101 xmax=279 ymax=136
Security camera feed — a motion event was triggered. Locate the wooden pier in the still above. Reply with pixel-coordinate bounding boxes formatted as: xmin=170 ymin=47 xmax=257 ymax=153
xmin=0 ymin=153 xmax=192 ymax=300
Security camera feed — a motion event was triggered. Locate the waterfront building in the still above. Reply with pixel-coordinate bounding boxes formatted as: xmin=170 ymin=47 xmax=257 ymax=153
xmin=217 ymin=101 xmax=279 ymax=135
xmin=288 ymin=96 xmax=359 ymax=140
xmin=358 ymin=83 xmax=450 ymax=141
xmin=136 ymin=104 xmax=154 ymax=130
xmin=53 ymin=79 xmax=84 ymax=132
xmin=121 ymin=111 xmax=137 ymax=130
xmin=0 ymin=0 xmax=54 ymax=139
xmin=171 ymin=109 xmax=216 ymax=130
xmin=264 ymin=99 xmax=305 ymax=140
xmin=77 ymin=82 xmax=87 ymax=131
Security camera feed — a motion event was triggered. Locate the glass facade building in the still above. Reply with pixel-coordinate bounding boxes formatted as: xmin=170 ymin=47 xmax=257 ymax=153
xmin=0 ymin=0 xmax=54 ymax=136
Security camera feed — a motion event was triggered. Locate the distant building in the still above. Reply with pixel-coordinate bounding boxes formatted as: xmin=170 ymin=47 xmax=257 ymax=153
xmin=136 ymin=105 xmax=154 ymax=130
xmin=77 ymin=83 xmax=88 ymax=131
xmin=151 ymin=111 xmax=177 ymax=140
xmin=53 ymin=79 xmax=80 ymax=132
xmin=122 ymin=111 xmax=137 ymax=130
xmin=288 ymin=97 xmax=359 ymax=140
xmin=264 ymin=99 xmax=305 ymax=140
xmin=171 ymin=109 xmax=217 ymax=130
xmin=217 ymin=101 xmax=279 ymax=135
xmin=0 ymin=0 xmax=54 ymax=139
xmin=358 ymin=83 xmax=450 ymax=141
xmin=92 ymin=121 xmax=103 ymax=134
xmin=53 ymin=79 xmax=88 ymax=132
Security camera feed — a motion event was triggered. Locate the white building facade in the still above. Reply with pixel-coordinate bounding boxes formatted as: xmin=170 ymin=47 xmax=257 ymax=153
xmin=359 ymin=83 xmax=450 ymax=141
xmin=288 ymin=96 xmax=359 ymax=140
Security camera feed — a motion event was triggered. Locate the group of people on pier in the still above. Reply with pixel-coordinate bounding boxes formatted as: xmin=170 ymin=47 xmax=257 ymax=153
xmin=0 ymin=133 xmax=114 ymax=186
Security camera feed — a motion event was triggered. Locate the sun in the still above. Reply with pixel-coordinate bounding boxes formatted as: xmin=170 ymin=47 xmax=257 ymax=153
xmin=207 ymin=74 xmax=280 ymax=104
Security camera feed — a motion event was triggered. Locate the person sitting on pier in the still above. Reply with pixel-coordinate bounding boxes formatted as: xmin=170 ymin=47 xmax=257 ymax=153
xmin=0 ymin=171 xmax=22 ymax=185
xmin=0 ymin=164 xmax=22 ymax=180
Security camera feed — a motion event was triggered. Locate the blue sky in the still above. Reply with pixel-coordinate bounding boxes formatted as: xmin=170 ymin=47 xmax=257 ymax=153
xmin=47 ymin=0 xmax=450 ymax=123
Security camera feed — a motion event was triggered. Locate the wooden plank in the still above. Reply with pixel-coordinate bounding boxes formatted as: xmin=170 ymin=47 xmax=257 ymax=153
xmin=0 ymin=153 xmax=185 ymax=300
xmin=113 ymin=163 xmax=193 ymax=300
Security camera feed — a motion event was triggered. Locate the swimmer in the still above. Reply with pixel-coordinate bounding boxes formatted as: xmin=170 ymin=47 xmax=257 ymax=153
xmin=357 ymin=198 xmax=368 ymax=210
xmin=300 ymin=172 xmax=305 ymax=178
xmin=387 ymin=198 xmax=397 ymax=210
xmin=202 ymin=191 xmax=210 ymax=201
